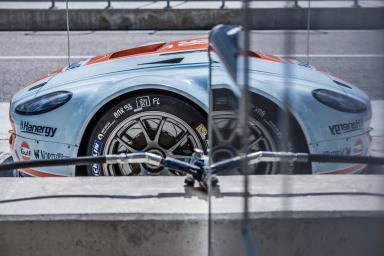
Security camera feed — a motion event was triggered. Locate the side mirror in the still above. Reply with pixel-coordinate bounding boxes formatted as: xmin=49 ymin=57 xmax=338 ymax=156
xmin=209 ymin=25 xmax=241 ymax=82
xmin=208 ymin=24 xmax=244 ymax=167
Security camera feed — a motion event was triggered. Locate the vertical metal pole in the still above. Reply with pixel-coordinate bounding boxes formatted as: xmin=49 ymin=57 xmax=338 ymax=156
xmin=294 ymin=0 xmax=299 ymax=8
xmin=353 ymin=0 xmax=360 ymax=7
xmin=220 ymin=0 xmax=226 ymax=9
xmin=240 ymin=0 xmax=256 ymax=255
xmin=207 ymin=45 xmax=213 ymax=256
xmin=306 ymin=0 xmax=311 ymax=65
xmin=166 ymin=0 xmax=171 ymax=9
xmin=277 ymin=1 xmax=296 ymax=255
xmin=66 ymin=0 xmax=71 ymax=67
xmin=49 ymin=0 xmax=56 ymax=9
xmin=106 ymin=0 xmax=112 ymax=9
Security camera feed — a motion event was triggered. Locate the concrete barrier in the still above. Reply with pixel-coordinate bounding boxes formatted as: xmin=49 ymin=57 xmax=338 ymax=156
xmin=0 ymin=8 xmax=384 ymax=30
xmin=0 ymin=175 xmax=383 ymax=255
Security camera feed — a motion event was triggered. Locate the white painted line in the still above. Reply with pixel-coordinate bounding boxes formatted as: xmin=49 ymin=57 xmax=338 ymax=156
xmin=0 ymin=103 xmax=11 ymax=141
xmin=0 ymin=103 xmax=11 ymax=160
xmin=370 ymin=100 xmax=384 ymax=137
xmin=0 ymin=56 xmax=90 ymax=59
xmin=0 ymin=54 xmax=383 ymax=60
xmin=276 ymin=54 xmax=384 ymax=58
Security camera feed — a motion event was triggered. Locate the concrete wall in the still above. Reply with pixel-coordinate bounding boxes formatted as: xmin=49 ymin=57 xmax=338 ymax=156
xmin=1 ymin=8 xmax=384 ymax=30
xmin=1 ymin=217 xmax=383 ymax=256
xmin=0 ymin=175 xmax=383 ymax=256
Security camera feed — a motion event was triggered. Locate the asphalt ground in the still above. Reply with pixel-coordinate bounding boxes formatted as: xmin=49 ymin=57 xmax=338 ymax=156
xmin=0 ymin=30 xmax=383 ymax=175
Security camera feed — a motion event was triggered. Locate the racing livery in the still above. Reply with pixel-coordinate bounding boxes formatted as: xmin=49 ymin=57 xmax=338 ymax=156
xmin=9 ymin=38 xmax=371 ymax=176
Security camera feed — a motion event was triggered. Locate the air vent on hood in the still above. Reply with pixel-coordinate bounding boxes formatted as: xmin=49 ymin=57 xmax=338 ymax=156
xmin=86 ymin=43 xmax=166 ymax=65
xmin=138 ymin=57 xmax=184 ymax=65
xmin=110 ymin=43 xmax=166 ymax=60
xmin=28 ymin=82 xmax=47 ymax=91
xmin=333 ymin=80 xmax=352 ymax=89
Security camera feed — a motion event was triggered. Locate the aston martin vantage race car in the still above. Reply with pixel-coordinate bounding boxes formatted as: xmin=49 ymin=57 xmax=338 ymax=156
xmin=9 ymin=37 xmax=371 ymax=177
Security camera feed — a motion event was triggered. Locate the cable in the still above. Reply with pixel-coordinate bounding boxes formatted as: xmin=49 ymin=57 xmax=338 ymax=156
xmin=65 ymin=0 xmax=71 ymax=66
xmin=306 ymin=0 xmax=312 ymax=65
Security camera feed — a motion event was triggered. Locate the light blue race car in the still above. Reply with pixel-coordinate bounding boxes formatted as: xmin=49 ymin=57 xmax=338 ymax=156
xmin=9 ymin=37 xmax=371 ymax=177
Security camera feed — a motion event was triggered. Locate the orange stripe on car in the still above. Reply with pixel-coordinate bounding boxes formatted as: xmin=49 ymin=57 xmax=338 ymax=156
xmin=249 ymin=51 xmax=284 ymax=63
xmin=85 ymin=37 xmax=286 ymax=66
xmin=19 ymin=168 xmax=66 ymax=177
xmin=29 ymin=67 xmax=64 ymax=85
xmin=86 ymin=38 xmax=209 ymax=65
xmin=321 ymin=163 xmax=366 ymax=174
xmin=86 ymin=42 xmax=167 ymax=65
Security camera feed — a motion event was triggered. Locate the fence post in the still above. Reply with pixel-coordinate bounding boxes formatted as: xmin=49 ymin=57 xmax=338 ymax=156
xmin=49 ymin=0 xmax=56 ymax=9
xmin=165 ymin=0 xmax=171 ymax=9
xmin=106 ymin=0 xmax=112 ymax=9
xmin=220 ymin=0 xmax=226 ymax=9
xmin=353 ymin=0 xmax=360 ymax=7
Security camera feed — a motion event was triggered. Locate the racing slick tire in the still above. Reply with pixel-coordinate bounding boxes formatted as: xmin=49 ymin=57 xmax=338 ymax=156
xmin=85 ymin=92 xmax=207 ymax=176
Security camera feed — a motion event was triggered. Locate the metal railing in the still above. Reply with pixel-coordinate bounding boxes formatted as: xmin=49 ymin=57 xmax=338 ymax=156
xmin=1 ymin=0 xmax=378 ymax=10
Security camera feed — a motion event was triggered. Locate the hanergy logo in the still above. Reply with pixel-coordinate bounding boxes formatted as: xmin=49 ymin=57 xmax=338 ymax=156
xmin=20 ymin=121 xmax=57 ymax=137
xmin=328 ymin=119 xmax=363 ymax=135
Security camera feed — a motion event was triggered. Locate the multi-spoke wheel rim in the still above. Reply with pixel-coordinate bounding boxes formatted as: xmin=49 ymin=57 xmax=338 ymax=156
xmin=103 ymin=111 xmax=203 ymax=176
xmin=211 ymin=112 xmax=277 ymax=174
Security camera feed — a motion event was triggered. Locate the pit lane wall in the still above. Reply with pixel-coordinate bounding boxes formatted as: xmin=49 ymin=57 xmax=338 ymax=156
xmin=0 ymin=176 xmax=383 ymax=256
xmin=1 ymin=8 xmax=384 ymax=30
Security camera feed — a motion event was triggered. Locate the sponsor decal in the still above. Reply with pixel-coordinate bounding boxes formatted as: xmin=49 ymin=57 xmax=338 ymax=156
xmin=153 ymin=97 xmax=160 ymax=105
xmin=20 ymin=120 xmax=57 ymax=137
xmin=196 ymin=123 xmax=208 ymax=141
xmin=322 ymin=138 xmax=367 ymax=156
xmin=91 ymin=140 xmax=104 ymax=176
xmin=92 ymin=140 xmax=103 ymax=156
xmin=136 ymin=96 xmax=151 ymax=109
xmin=113 ymin=104 xmax=133 ymax=119
xmin=297 ymin=62 xmax=312 ymax=68
xmin=133 ymin=96 xmax=160 ymax=112
xmin=92 ymin=165 xmax=101 ymax=176
xmin=101 ymin=120 xmax=116 ymax=135
xmin=352 ymin=138 xmax=365 ymax=156
xmin=328 ymin=119 xmax=363 ymax=135
xmin=20 ymin=141 xmax=31 ymax=160
xmin=33 ymin=149 xmax=68 ymax=160
xmin=323 ymin=147 xmax=351 ymax=156
xmin=253 ymin=106 xmax=266 ymax=118
xmin=177 ymin=39 xmax=208 ymax=47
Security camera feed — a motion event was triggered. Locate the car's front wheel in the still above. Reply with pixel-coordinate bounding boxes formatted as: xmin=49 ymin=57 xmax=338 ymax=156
xmin=86 ymin=92 xmax=207 ymax=176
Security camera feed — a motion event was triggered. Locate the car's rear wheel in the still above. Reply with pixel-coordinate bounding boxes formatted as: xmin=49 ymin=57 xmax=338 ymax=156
xmin=210 ymin=92 xmax=311 ymax=174
xmin=86 ymin=92 xmax=207 ymax=176
xmin=248 ymin=94 xmax=311 ymax=174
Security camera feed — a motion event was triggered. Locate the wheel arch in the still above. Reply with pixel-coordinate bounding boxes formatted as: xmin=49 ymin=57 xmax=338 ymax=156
xmin=76 ymin=88 xmax=207 ymax=175
xmin=249 ymin=92 xmax=310 ymax=153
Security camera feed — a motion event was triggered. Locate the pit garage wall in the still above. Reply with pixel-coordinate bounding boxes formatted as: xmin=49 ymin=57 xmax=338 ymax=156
xmin=0 ymin=176 xmax=383 ymax=256
xmin=1 ymin=8 xmax=384 ymax=30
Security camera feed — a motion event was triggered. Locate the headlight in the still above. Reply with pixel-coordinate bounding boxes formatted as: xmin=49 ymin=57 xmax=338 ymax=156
xmin=15 ymin=91 xmax=72 ymax=115
xmin=312 ymin=89 xmax=367 ymax=113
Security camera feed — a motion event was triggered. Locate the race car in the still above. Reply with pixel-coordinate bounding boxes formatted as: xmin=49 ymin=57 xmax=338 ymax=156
xmin=9 ymin=37 xmax=371 ymax=177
